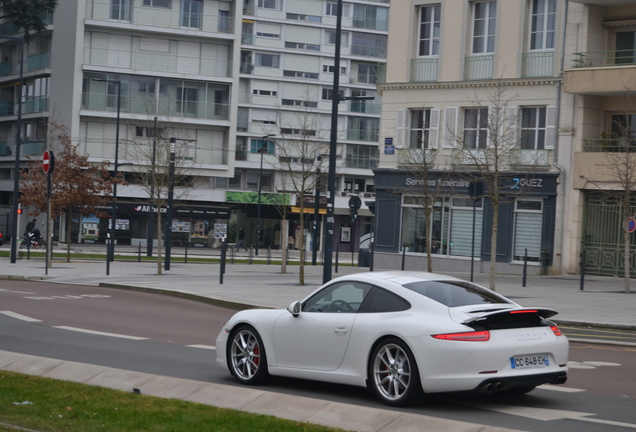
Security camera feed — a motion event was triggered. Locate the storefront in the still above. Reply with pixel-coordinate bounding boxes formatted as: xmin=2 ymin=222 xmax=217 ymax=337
xmin=372 ymin=169 xmax=558 ymax=275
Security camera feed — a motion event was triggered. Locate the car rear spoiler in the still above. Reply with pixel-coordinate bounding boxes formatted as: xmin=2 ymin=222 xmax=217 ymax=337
xmin=463 ymin=307 xmax=558 ymax=325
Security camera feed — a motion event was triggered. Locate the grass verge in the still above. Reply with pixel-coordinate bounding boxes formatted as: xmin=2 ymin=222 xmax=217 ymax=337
xmin=0 ymin=371 xmax=345 ymax=432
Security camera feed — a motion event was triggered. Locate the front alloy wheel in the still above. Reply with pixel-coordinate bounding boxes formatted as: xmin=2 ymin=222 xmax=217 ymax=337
xmin=229 ymin=325 xmax=268 ymax=385
xmin=369 ymin=338 xmax=422 ymax=406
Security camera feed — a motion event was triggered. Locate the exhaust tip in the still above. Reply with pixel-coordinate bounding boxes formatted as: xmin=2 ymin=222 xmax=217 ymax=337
xmin=494 ymin=381 xmax=504 ymax=391
xmin=485 ymin=383 xmax=494 ymax=392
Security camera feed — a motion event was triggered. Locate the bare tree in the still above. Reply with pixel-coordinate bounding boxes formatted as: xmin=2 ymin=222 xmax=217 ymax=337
xmin=448 ymin=83 xmax=543 ymax=291
xmin=270 ymin=92 xmax=331 ymax=285
xmin=585 ymin=92 xmax=636 ymax=294
xmin=19 ymin=121 xmax=123 ymax=263
xmin=126 ymin=119 xmax=197 ymax=275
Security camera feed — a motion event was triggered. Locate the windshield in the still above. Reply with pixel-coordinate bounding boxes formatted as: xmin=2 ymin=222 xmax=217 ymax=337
xmin=402 ymin=280 xmax=511 ymax=307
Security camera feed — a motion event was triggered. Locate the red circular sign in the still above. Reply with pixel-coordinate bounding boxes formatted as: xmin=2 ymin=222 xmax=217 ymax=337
xmin=42 ymin=150 xmax=53 ymax=174
xmin=627 ymin=217 xmax=636 ymax=233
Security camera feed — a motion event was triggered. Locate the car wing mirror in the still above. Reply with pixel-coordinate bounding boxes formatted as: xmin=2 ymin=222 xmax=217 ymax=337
xmin=287 ymin=301 xmax=301 ymax=317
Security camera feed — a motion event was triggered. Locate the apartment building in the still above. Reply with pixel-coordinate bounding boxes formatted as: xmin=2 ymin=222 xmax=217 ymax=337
xmin=0 ymin=0 xmax=386 ymax=251
xmin=559 ymin=0 xmax=636 ymax=277
xmin=374 ymin=0 xmax=565 ymax=275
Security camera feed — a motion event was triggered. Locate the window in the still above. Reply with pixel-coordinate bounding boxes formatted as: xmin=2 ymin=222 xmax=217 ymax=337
xmin=256 ymin=31 xmax=280 ymax=38
xmin=215 ymin=177 xmax=228 ymax=189
xmin=530 ymin=0 xmax=556 ymax=50
xmin=177 ymin=87 xmax=198 ymax=115
xmin=283 ymin=70 xmax=319 ymax=79
xmin=353 ymin=4 xmax=388 ymax=31
xmin=513 ymin=199 xmax=543 ymax=261
xmin=229 ymin=172 xmax=242 ymax=189
xmin=257 ymin=0 xmax=276 ymax=9
xmin=143 ymin=0 xmax=170 ymax=7
xmin=303 ymin=282 xmax=372 ymax=313
xmin=409 ymin=109 xmax=431 ymax=149
xmin=219 ymin=10 xmax=230 ymax=32
xmin=326 ymin=30 xmax=349 ymax=46
xmin=403 ymin=280 xmax=509 ymax=306
xmin=357 ymin=64 xmax=377 ymax=84
xmin=615 ymin=31 xmax=636 ymax=65
xmin=135 ymin=127 xmax=164 ymax=137
xmin=252 ymin=89 xmax=277 ymax=96
xmin=255 ymin=53 xmax=279 ymax=68
xmin=351 ymin=32 xmax=387 ymax=58
xmin=359 ymin=287 xmax=410 ymax=313
xmin=463 ymin=108 xmax=488 ymax=149
xmin=281 ymin=128 xmax=316 ymax=136
xmin=472 ymin=1 xmax=496 ymax=54
xmin=610 ymin=114 xmax=636 ymax=142
xmin=321 ymin=88 xmax=344 ymax=100
xmin=250 ymin=139 xmax=275 ymax=154
xmin=285 ymin=42 xmax=320 ymax=51
xmin=419 ymin=5 xmax=441 ymax=56
xmin=521 ymin=107 xmax=546 ymax=149
xmin=348 ymin=117 xmax=379 ymax=142
xmin=282 ymin=99 xmax=317 ymax=107
xmin=286 ymin=13 xmax=321 ymax=22
xmin=111 ymin=0 xmax=131 ymax=20
xmin=181 ymin=0 xmax=201 ymax=28
xmin=246 ymin=172 xmax=259 ymax=190
xmin=323 ymin=65 xmax=346 ymax=74
xmin=344 ymin=177 xmax=365 ymax=192
xmin=326 ymin=2 xmax=350 ymax=17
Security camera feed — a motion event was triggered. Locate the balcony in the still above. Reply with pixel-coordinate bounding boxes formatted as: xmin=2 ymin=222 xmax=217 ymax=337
xmin=0 ymin=101 xmax=14 ymax=116
xmin=345 ymin=154 xmax=379 ymax=170
xmin=348 ymin=100 xmax=381 ymax=115
xmin=464 ymin=55 xmax=494 ymax=80
xmin=410 ymin=58 xmax=438 ymax=82
xmin=240 ymin=62 xmax=254 ymax=74
xmin=351 ymin=45 xmax=386 ymax=59
xmin=85 ymin=0 xmax=234 ymax=34
xmin=509 ymin=149 xmax=550 ymax=167
xmin=583 ymin=138 xmax=636 ymax=153
xmin=27 ymin=53 xmax=51 ymax=71
xmin=0 ymin=142 xmax=11 ymax=156
xmin=241 ymin=33 xmax=254 ymax=45
xmin=352 ymin=17 xmax=388 ymax=32
xmin=22 ymin=140 xmax=46 ymax=155
xmin=522 ymin=52 xmax=553 ymax=78
xmin=347 ymin=128 xmax=379 ymax=142
xmin=397 ymin=148 xmax=436 ymax=166
xmin=564 ymin=50 xmax=636 ymax=95
xmin=451 ymin=148 xmax=488 ymax=166
xmin=84 ymin=48 xmax=232 ymax=78
xmin=573 ymin=146 xmax=636 ymax=189
xmin=24 ymin=96 xmax=49 ymax=114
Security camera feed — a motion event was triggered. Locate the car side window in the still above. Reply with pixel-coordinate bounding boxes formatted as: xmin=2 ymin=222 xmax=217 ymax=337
xmin=303 ymin=282 xmax=372 ymax=313
xmin=359 ymin=286 xmax=411 ymax=313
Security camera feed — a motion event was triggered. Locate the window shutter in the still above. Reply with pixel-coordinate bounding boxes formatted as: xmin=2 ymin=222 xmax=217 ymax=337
xmin=396 ymin=109 xmax=405 ymax=148
xmin=508 ymin=106 xmax=519 ymax=146
xmin=443 ymin=107 xmax=458 ymax=148
xmin=545 ymin=105 xmax=557 ymax=150
xmin=428 ymin=108 xmax=440 ymax=149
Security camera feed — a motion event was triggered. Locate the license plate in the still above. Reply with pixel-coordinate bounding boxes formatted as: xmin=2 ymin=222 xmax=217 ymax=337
xmin=510 ymin=354 xmax=549 ymax=369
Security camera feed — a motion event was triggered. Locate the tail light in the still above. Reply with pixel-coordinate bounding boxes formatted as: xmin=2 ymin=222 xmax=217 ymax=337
xmin=550 ymin=325 xmax=562 ymax=336
xmin=432 ymin=330 xmax=490 ymax=341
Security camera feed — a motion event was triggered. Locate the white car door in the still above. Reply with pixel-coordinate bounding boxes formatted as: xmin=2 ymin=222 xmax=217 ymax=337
xmin=273 ymin=281 xmax=372 ymax=371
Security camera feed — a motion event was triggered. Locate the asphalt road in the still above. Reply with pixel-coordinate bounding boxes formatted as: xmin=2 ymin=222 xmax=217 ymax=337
xmin=1 ymin=280 xmax=635 ymax=432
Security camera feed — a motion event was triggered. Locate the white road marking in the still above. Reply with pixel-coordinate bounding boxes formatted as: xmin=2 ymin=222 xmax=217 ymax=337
xmin=537 ymin=384 xmax=586 ymax=393
xmin=53 ymin=326 xmax=148 ymax=340
xmin=0 ymin=311 xmax=42 ymax=322
xmin=583 ymin=361 xmax=621 ymax=367
xmin=567 ymin=361 xmax=596 ymax=369
xmin=10 ymin=291 xmax=36 ymax=294
xmin=464 ymin=402 xmax=636 ymax=428
xmin=187 ymin=345 xmax=216 ymax=350
xmin=23 ymin=294 xmax=111 ymax=300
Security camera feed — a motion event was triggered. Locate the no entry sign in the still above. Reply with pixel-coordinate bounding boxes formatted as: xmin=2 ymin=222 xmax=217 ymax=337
xmin=43 ymin=150 xmax=55 ymax=174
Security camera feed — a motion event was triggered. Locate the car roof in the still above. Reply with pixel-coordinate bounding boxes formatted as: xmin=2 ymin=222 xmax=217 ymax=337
xmin=333 ymin=271 xmax=467 ymax=287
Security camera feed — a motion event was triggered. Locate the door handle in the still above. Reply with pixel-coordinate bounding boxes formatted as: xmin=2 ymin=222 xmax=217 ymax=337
xmin=334 ymin=327 xmax=349 ymax=335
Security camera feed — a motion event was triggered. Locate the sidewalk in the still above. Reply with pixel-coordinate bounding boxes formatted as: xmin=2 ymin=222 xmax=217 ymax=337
xmin=1 ymin=245 xmax=635 ymax=329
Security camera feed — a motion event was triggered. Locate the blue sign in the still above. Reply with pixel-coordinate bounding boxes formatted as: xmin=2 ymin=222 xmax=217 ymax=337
xmin=384 ymin=145 xmax=395 ymax=155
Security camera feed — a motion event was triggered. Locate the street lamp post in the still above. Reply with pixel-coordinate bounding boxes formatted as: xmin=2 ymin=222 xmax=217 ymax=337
xmin=3 ymin=35 xmax=25 ymax=264
xmin=164 ymin=138 xmax=176 ymax=271
xmin=93 ymin=78 xmax=121 ymax=275
xmin=146 ymin=116 xmax=158 ymax=257
xmin=256 ymin=134 xmax=274 ymax=256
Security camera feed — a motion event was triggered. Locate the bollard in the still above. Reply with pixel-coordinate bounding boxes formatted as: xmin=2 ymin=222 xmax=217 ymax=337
xmin=230 ymin=245 xmax=234 ymax=264
xmin=522 ymin=248 xmax=527 ymax=287
xmin=401 ymin=245 xmax=406 ymax=270
xmin=580 ymin=248 xmax=586 ymax=291
xmin=335 ymin=245 xmax=339 ymax=273
xmin=540 ymin=248 xmax=548 ymax=276
xmin=267 ymin=246 xmax=271 ymax=265
xmin=138 ymin=243 xmax=141 ymax=262
xmin=220 ymin=238 xmax=227 ymax=284
xmin=185 ymin=241 xmax=188 ymax=263
xmin=370 ymin=239 xmax=374 ymax=272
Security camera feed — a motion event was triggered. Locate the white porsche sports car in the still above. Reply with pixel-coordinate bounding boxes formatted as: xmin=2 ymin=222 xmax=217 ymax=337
xmin=216 ymin=271 xmax=568 ymax=406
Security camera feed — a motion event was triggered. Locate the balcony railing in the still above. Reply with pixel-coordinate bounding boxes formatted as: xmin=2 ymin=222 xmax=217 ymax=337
xmin=0 ymin=142 xmax=11 ymax=156
xmin=84 ymin=48 xmax=232 ymax=77
xmin=572 ymin=49 xmax=636 ymax=68
xmin=82 ymin=92 xmax=230 ymax=120
xmin=348 ymin=100 xmax=381 ymax=115
xmin=347 ymin=128 xmax=379 ymax=142
xmin=464 ymin=55 xmax=494 ymax=80
xmin=27 ymin=52 xmax=51 ymax=71
xmin=352 ymin=17 xmax=388 ymax=32
xmin=0 ymin=101 xmax=14 ymax=116
xmin=85 ymin=0 xmax=234 ymax=33
xmin=240 ymin=62 xmax=254 ymax=74
xmin=241 ymin=33 xmax=254 ymax=45
xmin=410 ymin=58 xmax=438 ymax=82
xmin=584 ymin=138 xmax=636 ymax=152
xmin=397 ymin=148 xmax=435 ymax=165
xmin=509 ymin=149 xmax=550 ymax=166
xmin=351 ymin=45 xmax=387 ymax=59
xmin=22 ymin=140 xmax=46 ymax=155
xmin=522 ymin=52 xmax=553 ymax=77
xmin=345 ymin=155 xmax=379 ymax=169
xmin=451 ymin=148 xmax=489 ymax=165
xmin=24 ymin=96 xmax=49 ymax=114
xmin=0 ymin=61 xmax=13 ymax=77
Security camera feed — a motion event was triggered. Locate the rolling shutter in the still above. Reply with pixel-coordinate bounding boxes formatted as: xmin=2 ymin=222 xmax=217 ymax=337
xmin=514 ymin=213 xmax=542 ymax=259
xmin=449 ymin=209 xmax=482 ymax=257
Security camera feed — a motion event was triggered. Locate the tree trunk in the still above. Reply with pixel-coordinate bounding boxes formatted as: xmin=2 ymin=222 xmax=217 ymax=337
xmin=624 ymin=225 xmax=631 ymax=294
xmin=66 ymin=209 xmax=72 ymax=263
xmin=280 ymin=218 xmax=288 ymax=274
xmin=156 ymin=213 xmax=163 ymax=275
xmin=490 ymin=202 xmax=498 ymax=292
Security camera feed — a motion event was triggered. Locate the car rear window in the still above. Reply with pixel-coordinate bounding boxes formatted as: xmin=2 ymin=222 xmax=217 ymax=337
xmin=402 ymin=280 xmax=510 ymax=307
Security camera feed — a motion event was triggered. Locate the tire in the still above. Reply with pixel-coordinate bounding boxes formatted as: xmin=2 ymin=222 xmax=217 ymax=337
xmin=368 ymin=337 xmax=423 ymax=407
xmin=227 ymin=325 xmax=269 ymax=385
xmin=495 ymin=385 xmax=536 ymax=396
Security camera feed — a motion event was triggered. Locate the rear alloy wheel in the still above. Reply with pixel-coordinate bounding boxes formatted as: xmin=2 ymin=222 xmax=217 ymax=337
xmin=228 ymin=325 xmax=268 ymax=385
xmin=369 ymin=338 xmax=422 ymax=406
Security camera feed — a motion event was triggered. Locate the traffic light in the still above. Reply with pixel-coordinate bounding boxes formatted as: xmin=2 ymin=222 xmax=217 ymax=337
xmin=350 ymin=209 xmax=357 ymax=220
xmin=16 ymin=208 xmax=22 ymax=215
